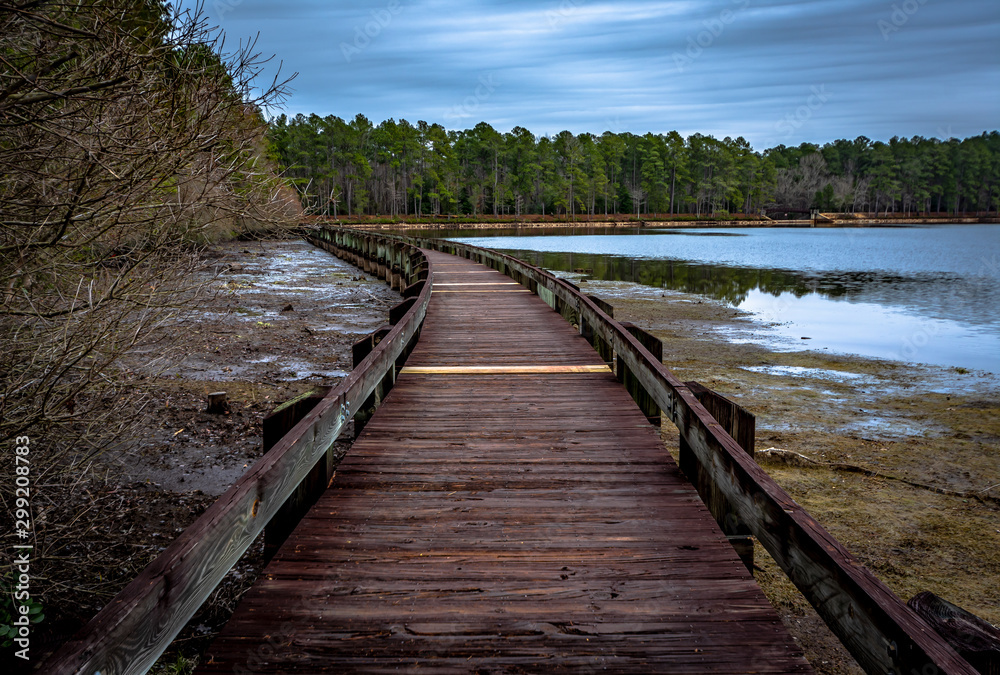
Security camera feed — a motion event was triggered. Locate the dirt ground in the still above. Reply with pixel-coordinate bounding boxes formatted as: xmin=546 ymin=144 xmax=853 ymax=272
xmin=24 ymin=239 xmax=997 ymax=673
xmin=18 ymin=239 xmax=401 ymax=672
xmin=574 ymin=276 xmax=999 ymax=674
xmin=119 ymin=239 xmax=400 ymax=497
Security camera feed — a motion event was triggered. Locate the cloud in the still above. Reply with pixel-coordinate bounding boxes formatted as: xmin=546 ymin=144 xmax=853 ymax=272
xmin=194 ymin=0 xmax=1000 ymax=147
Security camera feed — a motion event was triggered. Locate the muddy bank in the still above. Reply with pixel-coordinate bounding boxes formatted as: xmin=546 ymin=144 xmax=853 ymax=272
xmin=25 ymin=239 xmax=402 ymax=672
xmin=571 ymin=274 xmax=999 ymax=674
xmin=123 ymin=239 xmax=400 ymax=496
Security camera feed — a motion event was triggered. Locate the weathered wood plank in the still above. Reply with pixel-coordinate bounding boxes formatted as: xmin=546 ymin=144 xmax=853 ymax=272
xmin=195 ymin=247 xmax=811 ymax=674
xmin=388 ymin=231 xmax=978 ymax=675
xmin=39 ymin=233 xmax=430 ymax=675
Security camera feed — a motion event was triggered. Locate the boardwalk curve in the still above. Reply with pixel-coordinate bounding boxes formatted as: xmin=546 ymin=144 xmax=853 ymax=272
xmin=41 ymin=228 xmax=978 ymax=675
xmin=195 ymin=250 xmax=811 ymax=673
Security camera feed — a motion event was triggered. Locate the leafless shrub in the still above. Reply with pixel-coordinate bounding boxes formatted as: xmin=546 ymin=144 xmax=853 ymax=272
xmin=0 ymin=0 xmax=295 ymax=612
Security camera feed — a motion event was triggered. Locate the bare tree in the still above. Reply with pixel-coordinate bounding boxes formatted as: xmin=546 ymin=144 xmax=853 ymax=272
xmin=0 ymin=0 xmax=295 ymax=609
xmin=626 ymin=179 xmax=646 ymax=219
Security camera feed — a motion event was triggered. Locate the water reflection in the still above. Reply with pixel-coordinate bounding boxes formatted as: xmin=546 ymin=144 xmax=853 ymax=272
xmin=483 ymin=248 xmax=933 ymax=306
xmin=435 ymin=225 xmax=1000 ymax=372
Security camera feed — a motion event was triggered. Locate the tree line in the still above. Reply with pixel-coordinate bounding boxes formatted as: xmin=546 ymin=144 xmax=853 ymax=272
xmin=268 ymin=114 xmax=1000 ymax=219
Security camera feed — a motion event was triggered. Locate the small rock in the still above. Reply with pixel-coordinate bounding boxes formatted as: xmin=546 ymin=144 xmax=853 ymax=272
xmin=281 ymin=304 xmax=294 ymax=312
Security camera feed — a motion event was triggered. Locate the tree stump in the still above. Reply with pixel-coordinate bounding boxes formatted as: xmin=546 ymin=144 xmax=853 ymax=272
xmin=207 ymin=391 xmax=230 ymax=414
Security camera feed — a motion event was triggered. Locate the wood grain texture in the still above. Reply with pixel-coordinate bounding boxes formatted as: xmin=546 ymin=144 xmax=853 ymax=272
xmin=395 ymin=233 xmax=979 ymax=675
xmin=908 ymin=592 xmax=1000 ymax=675
xmin=38 ymin=234 xmax=430 ymax=675
xmin=196 ymin=249 xmax=811 ymax=674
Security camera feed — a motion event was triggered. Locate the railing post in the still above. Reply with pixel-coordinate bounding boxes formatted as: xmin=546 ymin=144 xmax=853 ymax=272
xmin=391 ymin=243 xmax=403 ymax=290
xmin=616 ymin=322 xmax=662 ymax=426
xmin=352 ymin=326 xmax=393 ymax=437
xmin=680 ymin=381 xmax=756 ymax=570
xmin=537 ymin=284 xmax=556 ymax=310
xmin=261 ymin=386 xmax=332 ymax=561
xmin=585 ymin=295 xmax=615 ymax=366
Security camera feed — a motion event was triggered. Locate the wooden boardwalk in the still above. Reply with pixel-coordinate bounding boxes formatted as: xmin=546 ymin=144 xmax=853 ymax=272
xmin=196 ymin=250 xmax=811 ymax=673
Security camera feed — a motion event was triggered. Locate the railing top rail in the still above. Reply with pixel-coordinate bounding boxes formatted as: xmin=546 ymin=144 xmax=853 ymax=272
xmin=41 ymin=232 xmax=433 ymax=675
xmin=354 ymin=227 xmax=976 ymax=675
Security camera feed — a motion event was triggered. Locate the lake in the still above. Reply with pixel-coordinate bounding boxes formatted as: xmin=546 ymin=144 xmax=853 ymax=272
xmin=440 ymin=225 xmax=1000 ymax=374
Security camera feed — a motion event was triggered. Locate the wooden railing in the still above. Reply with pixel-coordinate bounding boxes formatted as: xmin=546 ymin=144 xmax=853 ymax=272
xmin=41 ymin=226 xmax=979 ymax=674
xmin=40 ymin=231 xmax=431 ymax=674
xmin=370 ymin=228 xmax=977 ymax=675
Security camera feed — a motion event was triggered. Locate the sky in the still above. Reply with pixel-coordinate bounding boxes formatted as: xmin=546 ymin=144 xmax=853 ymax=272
xmin=194 ymin=0 xmax=1000 ymax=149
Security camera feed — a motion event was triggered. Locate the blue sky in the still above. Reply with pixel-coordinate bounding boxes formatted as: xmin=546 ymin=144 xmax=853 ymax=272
xmin=198 ymin=0 xmax=999 ymax=148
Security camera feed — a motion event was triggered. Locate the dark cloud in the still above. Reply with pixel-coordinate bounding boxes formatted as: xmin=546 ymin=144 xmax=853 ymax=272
xmin=195 ymin=0 xmax=1000 ymax=147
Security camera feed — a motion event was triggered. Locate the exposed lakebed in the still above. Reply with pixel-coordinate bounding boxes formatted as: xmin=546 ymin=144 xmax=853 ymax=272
xmin=123 ymin=239 xmax=400 ymax=495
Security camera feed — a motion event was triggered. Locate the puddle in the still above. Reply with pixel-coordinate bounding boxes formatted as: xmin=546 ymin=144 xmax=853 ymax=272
xmin=742 ymin=365 xmax=870 ymax=383
xmin=142 ymin=239 xmax=400 ymax=384
xmin=842 ymin=416 xmax=926 ymax=436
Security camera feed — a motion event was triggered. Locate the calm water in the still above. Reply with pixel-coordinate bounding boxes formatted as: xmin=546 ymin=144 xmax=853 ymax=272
xmin=444 ymin=225 xmax=1000 ymax=373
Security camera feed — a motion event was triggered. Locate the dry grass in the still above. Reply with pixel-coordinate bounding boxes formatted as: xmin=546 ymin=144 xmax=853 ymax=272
xmin=609 ymin=286 xmax=1000 ymax=673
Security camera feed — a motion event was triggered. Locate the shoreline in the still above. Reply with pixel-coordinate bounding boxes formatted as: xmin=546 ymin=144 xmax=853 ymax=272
xmin=28 ymin=239 xmax=996 ymax=674
xmin=575 ymin=274 xmax=998 ymax=674
xmin=306 ymin=215 xmax=1000 ymax=230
